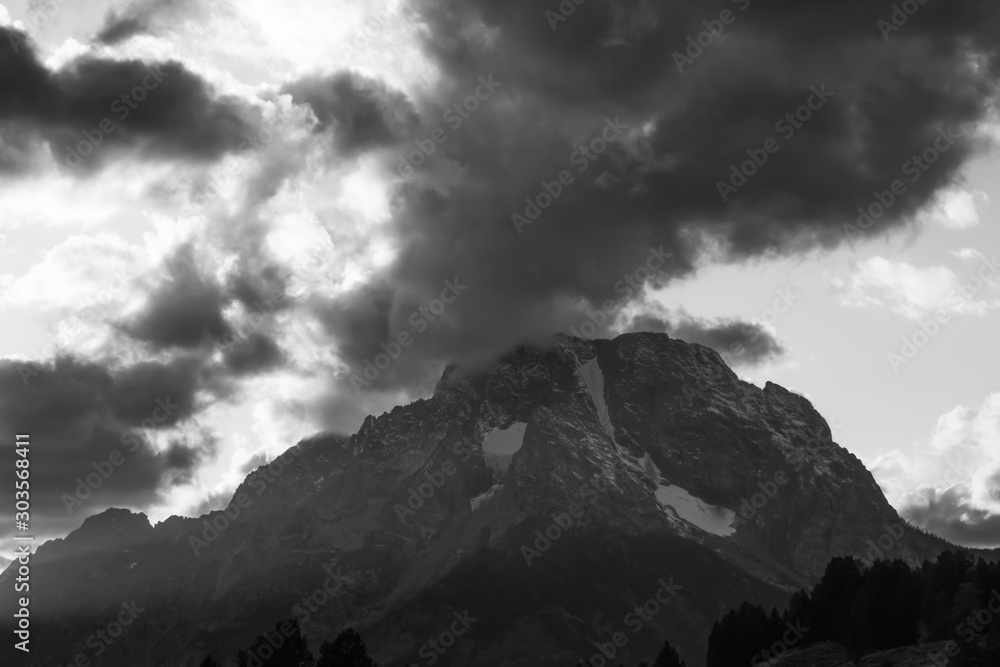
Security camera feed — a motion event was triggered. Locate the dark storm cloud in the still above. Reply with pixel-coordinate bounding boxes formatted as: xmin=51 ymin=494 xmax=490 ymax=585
xmin=314 ymin=0 xmax=1000 ymax=400
xmin=108 ymin=359 xmax=206 ymax=424
xmin=625 ymin=313 xmax=784 ymax=366
xmin=227 ymin=259 xmax=291 ymax=312
xmin=118 ymin=246 xmax=297 ymax=378
xmin=317 ymin=281 xmax=395 ymax=371
xmin=283 ymin=71 xmax=419 ymax=156
xmin=0 ymin=24 xmax=261 ymax=172
xmin=0 ymin=122 xmax=39 ymax=173
xmin=625 ymin=314 xmax=672 ymax=335
xmin=96 ymin=0 xmax=191 ymax=45
xmin=0 ymin=354 xmax=213 ymax=539
xmin=902 ymin=486 xmax=1000 ymax=548
xmin=162 ymin=437 xmax=214 ymax=484
xmin=222 ymin=332 xmax=284 ymax=375
xmin=120 ymin=246 xmax=231 ymax=350
xmin=112 ymin=243 xmax=295 ymax=384
xmin=96 ymin=15 xmax=146 ymax=45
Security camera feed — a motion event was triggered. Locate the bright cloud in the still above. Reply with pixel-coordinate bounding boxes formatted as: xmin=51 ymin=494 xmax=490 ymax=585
xmin=834 ymin=255 xmax=1000 ymax=319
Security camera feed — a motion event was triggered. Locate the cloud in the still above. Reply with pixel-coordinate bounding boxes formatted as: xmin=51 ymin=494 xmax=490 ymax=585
xmin=921 ymin=187 xmax=989 ymax=229
xmin=304 ymin=0 xmax=1000 ymax=401
xmin=97 ymin=14 xmax=147 ymax=45
xmin=94 ymin=0 xmax=263 ymax=47
xmin=624 ymin=312 xmax=784 ymax=366
xmin=0 ymin=232 xmax=136 ymax=311
xmin=901 ymin=486 xmax=1000 ymax=548
xmin=5 ymin=0 xmax=1000 ymax=525
xmin=0 ymin=24 xmax=262 ymax=173
xmin=113 ymin=244 xmax=301 ymax=376
xmin=186 ymin=488 xmax=233 ymax=517
xmin=0 ymin=353 xmax=215 ymax=540
xmin=834 ymin=256 xmax=1000 ymax=319
xmin=226 ymin=260 xmax=292 ymax=313
xmin=119 ymin=245 xmax=231 ymax=350
xmin=283 ymin=70 xmax=419 ymax=156
xmin=316 ymin=280 xmax=394 ymax=372
xmin=95 ymin=0 xmax=196 ymax=45
xmin=222 ymin=332 xmax=284 ymax=375
xmin=873 ymin=391 xmax=1000 ymax=546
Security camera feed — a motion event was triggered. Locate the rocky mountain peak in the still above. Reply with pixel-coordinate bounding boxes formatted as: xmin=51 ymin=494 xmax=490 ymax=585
xmin=2 ymin=332 xmax=959 ymax=667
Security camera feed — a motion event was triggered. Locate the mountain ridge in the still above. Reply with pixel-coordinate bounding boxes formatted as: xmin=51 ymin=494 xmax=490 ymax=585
xmin=1 ymin=332 xmax=984 ymax=666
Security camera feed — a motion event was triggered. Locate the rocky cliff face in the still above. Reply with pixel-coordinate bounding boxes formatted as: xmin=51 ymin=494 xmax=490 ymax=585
xmin=1 ymin=333 xmax=956 ymax=666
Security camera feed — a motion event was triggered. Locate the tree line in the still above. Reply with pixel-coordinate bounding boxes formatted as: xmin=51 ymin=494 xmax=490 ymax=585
xmin=707 ymin=550 xmax=1000 ymax=666
xmin=197 ymin=624 xmax=375 ymax=667
xmin=197 ymin=549 xmax=1000 ymax=666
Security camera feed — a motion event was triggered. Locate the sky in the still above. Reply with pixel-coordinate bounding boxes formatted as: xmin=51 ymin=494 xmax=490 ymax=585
xmin=0 ymin=0 xmax=999 ymax=557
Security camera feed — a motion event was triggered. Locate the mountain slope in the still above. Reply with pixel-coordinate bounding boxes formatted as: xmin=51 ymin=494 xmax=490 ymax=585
xmin=0 ymin=333 xmax=963 ymax=666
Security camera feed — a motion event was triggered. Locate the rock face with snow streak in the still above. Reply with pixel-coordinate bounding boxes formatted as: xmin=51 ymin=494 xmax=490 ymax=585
xmin=1 ymin=332 xmax=958 ymax=667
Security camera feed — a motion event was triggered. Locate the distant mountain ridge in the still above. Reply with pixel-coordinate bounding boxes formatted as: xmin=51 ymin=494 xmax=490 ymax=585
xmin=1 ymin=332 xmax=983 ymax=666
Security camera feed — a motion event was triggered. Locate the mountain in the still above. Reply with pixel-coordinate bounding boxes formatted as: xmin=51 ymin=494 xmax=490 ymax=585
xmin=0 ymin=333 xmax=970 ymax=666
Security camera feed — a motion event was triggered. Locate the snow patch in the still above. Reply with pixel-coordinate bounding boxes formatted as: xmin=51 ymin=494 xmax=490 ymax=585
xmin=482 ymin=422 xmax=526 ymax=474
xmin=470 ymin=483 xmax=503 ymax=511
xmin=577 ymin=358 xmax=616 ymax=442
xmin=565 ymin=349 xmax=736 ymax=538
xmin=654 ymin=484 xmax=736 ymax=537
xmin=482 ymin=422 xmax=526 ymax=455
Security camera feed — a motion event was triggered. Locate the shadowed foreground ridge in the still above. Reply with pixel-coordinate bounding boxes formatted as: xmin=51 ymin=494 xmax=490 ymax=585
xmin=0 ymin=332 xmax=980 ymax=666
